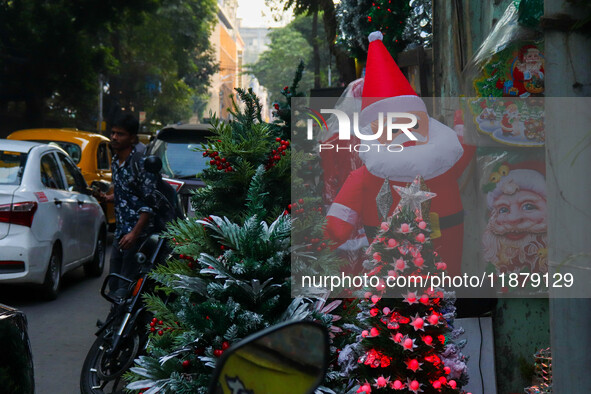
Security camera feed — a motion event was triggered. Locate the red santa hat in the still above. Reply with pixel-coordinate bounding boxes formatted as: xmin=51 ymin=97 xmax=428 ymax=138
xmin=487 ymin=161 xmax=546 ymax=208
xmin=360 ymin=31 xmax=427 ymax=127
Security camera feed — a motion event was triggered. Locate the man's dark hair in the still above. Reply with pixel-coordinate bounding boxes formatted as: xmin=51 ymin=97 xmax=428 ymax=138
xmin=112 ymin=113 xmax=139 ymax=135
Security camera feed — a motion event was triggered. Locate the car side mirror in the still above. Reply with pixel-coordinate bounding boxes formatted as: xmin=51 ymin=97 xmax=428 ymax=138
xmin=144 ymin=155 xmax=162 ymax=174
xmin=208 ymin=321 xmax=329 ymax=394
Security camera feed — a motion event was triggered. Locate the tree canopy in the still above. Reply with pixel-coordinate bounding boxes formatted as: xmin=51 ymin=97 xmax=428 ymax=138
xmin=0 ymin=0 xmax=217 ymax=132
xmin=248 ymin=22 xmax=314 ymax=103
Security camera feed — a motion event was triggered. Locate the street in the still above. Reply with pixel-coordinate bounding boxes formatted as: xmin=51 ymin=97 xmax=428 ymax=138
xmin=0 ymin=235 xmax=114 ymax=394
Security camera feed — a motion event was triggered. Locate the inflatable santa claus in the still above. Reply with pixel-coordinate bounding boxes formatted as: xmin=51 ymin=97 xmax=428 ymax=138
xmin=324 ymin=31 xmax=475 ymax=276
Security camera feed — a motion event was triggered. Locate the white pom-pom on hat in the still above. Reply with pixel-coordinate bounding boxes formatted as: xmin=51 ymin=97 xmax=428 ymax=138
xmin=368 ymin=31 xmax=383 ymax=42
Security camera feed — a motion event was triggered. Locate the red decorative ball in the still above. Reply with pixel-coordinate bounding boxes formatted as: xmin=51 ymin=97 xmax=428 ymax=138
xmin=182 ymin=360 xmax=190 ymax=368
xmin=276 ymin=137 xmax=281 ymax=141
xmin=158 ymin=330 xmax=164 ymax=336
xmin=222 ymin=341 xmax=230 ymax=350
xmin=213 ymin=349 xmax=223 ymax=357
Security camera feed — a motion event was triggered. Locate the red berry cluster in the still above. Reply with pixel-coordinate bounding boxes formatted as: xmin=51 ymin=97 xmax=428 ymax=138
xmin=304 ymin=236 xmax=328 ymax=251
xmin=203 ymin=149 xmax=233 ymax=172
xmin=265 ymin=138 xmax=289 ymax=169
xmin=291 ymin=199 xmax=323 ymax=216
xmin=179 ymin=254 xmax=195 ymax=269
xmin=213 ymin=341 xmax=230 ymax=358
xmin=149 ymin=317 xmax=179 ymax=336
xmin=291 ymin=198 xmax=304 ymax=214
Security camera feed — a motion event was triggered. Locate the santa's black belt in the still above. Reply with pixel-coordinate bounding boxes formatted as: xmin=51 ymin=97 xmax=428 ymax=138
xmin=438 ymin=210 xmax=464 ymax=229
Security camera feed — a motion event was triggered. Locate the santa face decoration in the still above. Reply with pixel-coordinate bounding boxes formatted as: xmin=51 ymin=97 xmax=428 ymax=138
xmin=482 ymin=168 xmax=548 ymax=274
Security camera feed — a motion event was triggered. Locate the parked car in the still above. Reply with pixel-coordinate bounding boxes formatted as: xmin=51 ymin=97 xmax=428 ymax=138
xmin=147 ymin=123 xmax=213 ymax=217
xmin=0 ymin=303 xmax=34 ymax=394
xmin=0 ymin=140 xmax=107 ymax=299
xmin=7 ymin=128 xmax=115 ymax=228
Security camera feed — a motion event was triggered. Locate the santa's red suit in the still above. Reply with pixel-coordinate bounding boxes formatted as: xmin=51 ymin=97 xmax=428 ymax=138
xmin=325 ymin=120 xmax=475 ymax=276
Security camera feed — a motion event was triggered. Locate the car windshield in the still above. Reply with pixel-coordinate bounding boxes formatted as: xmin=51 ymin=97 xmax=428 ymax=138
xmin=150 ymin=139 xmax=208 ymax=178
xmin=33 ymin=140 xmax=82 ymax=164
xmin=0 ymin=150 xmax=27 ymax=185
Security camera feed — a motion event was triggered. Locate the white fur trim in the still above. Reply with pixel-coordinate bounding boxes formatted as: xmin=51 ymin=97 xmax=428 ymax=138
xmin=337 ymin=234 xmax=369 ymax=251
xmin=358 ymin=118 xmax=464 ymax=181
xmin=368 ymin=31 xmax=383 ymax=42
xmin=360 ymin=96 xmax=427 ymax=126
xmin=327 ymin=203 xmax=359 ymax=225
xmin=487 ymin=169 xmax=546 ymax=208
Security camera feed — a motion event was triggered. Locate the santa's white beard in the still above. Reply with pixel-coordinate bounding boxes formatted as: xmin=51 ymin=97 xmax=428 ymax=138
xmin=358 ymin=118 xmax=463 ymax=181
xmin=482 ymin=225 xmax=547 ymax=273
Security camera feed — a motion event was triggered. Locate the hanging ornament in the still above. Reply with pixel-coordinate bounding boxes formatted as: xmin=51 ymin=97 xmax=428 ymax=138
xmin=406 ymin=359 xmax=422 ymax=372
xmin=399 ymin=336 xmax=418 ymax=351
xmin=375 ymin=376 xmax=390 ymax=388
xmin=407 ymin=379 xmax=423 ymax=394
xmin=410 ymin=314 xmax=425 ymax=331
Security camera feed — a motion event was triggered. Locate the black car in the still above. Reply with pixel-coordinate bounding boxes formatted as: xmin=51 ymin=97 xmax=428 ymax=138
xmin=147 ymin=123 xmax=213 ymax=217
xmin=0 ymin=303 xmax=35 ymax=394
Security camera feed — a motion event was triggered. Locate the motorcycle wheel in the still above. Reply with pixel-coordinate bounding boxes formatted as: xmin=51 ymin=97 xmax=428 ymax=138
xmin=80 ymin=328 xmax=142 ymax=394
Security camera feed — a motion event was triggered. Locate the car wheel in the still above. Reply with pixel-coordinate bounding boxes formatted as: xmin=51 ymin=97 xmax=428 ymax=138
xmin=84 ymin=229 xmax=106 ymax=277
xmin=42 ymin=247 xmax=61 ymax=300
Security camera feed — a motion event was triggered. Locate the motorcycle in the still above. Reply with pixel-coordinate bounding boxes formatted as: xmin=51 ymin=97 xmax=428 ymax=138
xmin=80 ymin=233 xmax=169 ymax=394
xmin=81 ymin=155 xmax=182 ymax=394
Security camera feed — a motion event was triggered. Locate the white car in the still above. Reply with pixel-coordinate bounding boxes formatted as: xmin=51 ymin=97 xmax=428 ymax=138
xmin=0 ymin=140 xmax=107 ymax=300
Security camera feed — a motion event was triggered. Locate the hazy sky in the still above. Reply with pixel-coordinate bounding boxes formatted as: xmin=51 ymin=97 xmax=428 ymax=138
xmin=237 ymin=0 xmax=292 ymax=28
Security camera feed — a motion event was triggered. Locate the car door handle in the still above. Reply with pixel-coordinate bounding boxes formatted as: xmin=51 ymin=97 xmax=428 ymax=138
xmin=54 ymin=198 xmax=62 ymax=207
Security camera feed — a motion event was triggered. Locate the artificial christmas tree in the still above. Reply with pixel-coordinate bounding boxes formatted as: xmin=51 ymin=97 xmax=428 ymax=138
xmin=126 ymin=72 xmax=348 ymax=393
xmin=336 ymin=176 xmax=470 ymax=394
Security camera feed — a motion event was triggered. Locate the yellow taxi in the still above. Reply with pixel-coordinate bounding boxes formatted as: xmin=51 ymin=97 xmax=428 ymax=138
xmin=7 ymin=128 xmax=115 ymax=227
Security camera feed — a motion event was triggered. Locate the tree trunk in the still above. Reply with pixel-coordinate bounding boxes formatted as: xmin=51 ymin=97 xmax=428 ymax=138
xmin=320 ymin=0 xmax=357 ymax=83
xmin=312 ymin=10 xmax=321 ymax=88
